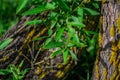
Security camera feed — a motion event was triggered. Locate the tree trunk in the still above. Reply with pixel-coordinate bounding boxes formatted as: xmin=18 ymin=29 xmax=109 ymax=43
xmin=0 ymin=3 xmax=99 ymax=80
xmin=92 ymin=0 xmax=120 ymax=80
xmin=0 ymin=14 xmax=76 ymax=80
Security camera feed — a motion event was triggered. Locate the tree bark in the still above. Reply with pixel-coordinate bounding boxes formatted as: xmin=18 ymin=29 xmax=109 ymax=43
xmin=0 ymin=3 xmax=99 ymax=80
xmin=92 ymin=0 xmax=120 ymax=80
xmin=0 ymin=13 xmax=80 ymax=79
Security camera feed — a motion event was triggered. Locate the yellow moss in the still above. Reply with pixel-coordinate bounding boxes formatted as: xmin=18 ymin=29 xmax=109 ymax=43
xmin=110 ymin=70 xmax=117 ymax=80
xmin=3 ymin=56 xmax=9 ymax=61
xmin=64 ymin=64 xmax=71 ymax=72
xmin=117 ymin=40 xmax=120 ymax=49
xmin=113 ymin=59 xmax=119 ymax=67
xmin=102 ymin=0 xmax=106 ymax=3
xmin=99 ymin=32 xmax=103 ymax=46
xmin=116 ymin=16 xmax=120 ymax=34
xmin=103 ymin=68 xmax=107 ymax=80
xmin=110 ymin=42 xmax=118 ymax=65
xmin=95 ymin=59 xmax=99 ymax=79
xmin=118 ymin=62 xmax=120 ymax=72
xmin=19 ymin=29 xmax=35 ymax=51
xmin=116 ymin=74 xmax=120 ymax=80
xmin=24 ymin=29 xmax=35 ymax=43
xmin=110 ymin=25 xmax=115 ymax=37
xmin=39 ymin=72 xmax=47 ymax=79
xmin=33 ymin=27 xmax=48 ymax=38
xmin=109 ymin=51 xmax=116 ymax=64
xmin=35 ymin=67 xmax=42 ymax=75
xmin=22 ymin=29 xmax=34 ymax=46
xmin=55 ymin=71 xmax=64 ymax=78
xmin=50 ymin=69 xmax=54 ymax=73
xmin=112 ymin=44 xmax=118 ymax=51
xmin=57 ymin=64 xmax=65 ymax=69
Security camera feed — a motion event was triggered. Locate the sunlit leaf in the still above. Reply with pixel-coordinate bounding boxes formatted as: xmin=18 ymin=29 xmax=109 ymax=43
xmin=18 ymin=61 xmax=24 ymax=70
xmin=68 ymin=26 xmax=76 ymax=40
xmin=16 ymin=0 xmax=28 ymax=14
xmin=48 ymin=20 xmax=57 ymax=36
xmin=78 ymin=7 xmax=83 ymax=22
xmin=0 ymin=38 xmax=13 ymax=50
xmin=10 ymin=66 xmax=18 ymax=79
xmin=69 ymin=50 xmax=78 ymax=60
xmin=53 ymin=0 xmax=70 ymax=11
xmin=55 ymin=27 xmax=65 ymax=41
xmin=23 ymin=3 xmax=55 ymax=15
xmin=63 ymin=48 xmax=69 ymax=63
xmin=94 ymin=0 xmax=101 ymax=1
xmin=50 ymin=49 xmax=61 ymax=58
xmin=44 ymin=38 xmax=52 ymax=46
xmin=92 ymin=2 xmax=100 ymax=9
xmin=32 ymin=36 xmax=48 ymax=41
xmin=84 ymin=7 xmax=100 ymax=15
xmin=0 ymin=69 xmax=11 ymax=75
xmin=21 ymin=68 xmax=29 ymax=77
xmin=69 ymin=22 xmax=85 ymax=27
xmin=25 ymin=19 xmax=42 ymax=25
xmin=44 ymin=41 xmax=64 ymax=49
xmin=73 ymin=33 xmax=80 ymax=43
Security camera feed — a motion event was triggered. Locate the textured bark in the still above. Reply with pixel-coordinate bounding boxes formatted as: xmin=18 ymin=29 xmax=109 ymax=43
xmin=0 ymin=14 xmax=77 ymax=80
xmin=92 ymin=0 xmax=120 ymax=80
xmin=0 ymin=4 xmax=99 ymax=80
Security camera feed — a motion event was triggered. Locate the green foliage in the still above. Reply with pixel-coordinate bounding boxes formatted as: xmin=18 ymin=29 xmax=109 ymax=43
xmin=20 ymin=0 xmax=100 ymax=64
xmin=84 ymin=7 xmax=100 ymax=15
xmin=0 ymin=0 xmax=19 ymax=37
xmin=0 ymin=38 xmax=13 ymax=50
xmin=16 ymin=0 xmax=28 ymax=14
xmin=0 ymin=61 xmax=29 ymax=80
xmin=0 ymin=0 xmax=101 ymax=79
xmin=23 ymin=3 xmax=55 ymax=15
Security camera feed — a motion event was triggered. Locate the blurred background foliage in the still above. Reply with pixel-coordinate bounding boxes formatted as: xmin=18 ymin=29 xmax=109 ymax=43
xmin=0 ymin=0 xmax=33 ymax=36
xmin=0 ymin=0 xmax=101 ymax=80
xmin=0 ymin=0 xmax=19 ymax=36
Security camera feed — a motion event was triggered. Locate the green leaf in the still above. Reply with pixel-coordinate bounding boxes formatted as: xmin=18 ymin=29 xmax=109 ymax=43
xmin=84 ymin=7 xmax=100 ymax=15
xmin=45 ymin=2 xmax=55 ymax=10
xmin=0 ymin=38 xmax=13 ymax=50
xmin=73 ymin=33 xmax=80 ymax=43
xmin=50 ymin=49 xmax=61 ymax=58
xmin=44 ymin=38 xmax=52 ymax=46
xmin=32 ymin=36 xmax=48 ymax=41
xmin=25 ymin=19 xmax=42 ymax=25
xmin=55 ymin=27 xmax=65 ymax=41
xmin=0 ymin=69 xmax=11 ymax=75
xmin=68 ymin=16 xmax=85 ymax=28
xmin=68 ymin=26 xmax=75 ymax=40
xmin=44 ymin=41 xmax=64 ymax=49
xmin=18 ymin=61 xmax=24 ymax=70
xmin=23 ymin=3 xmax=55 ymax=15
xmin=16 ymin=0 xmax=28 ymax=14
xmin=48 ymin=29 xmax=53 ymax=36
xmin=63 ymin=48 xmax=69 ymax=63
xmin=94 ymin=0 xmax=101 ymax=1
xmin=92 ymin=2 xmax=100 ymax=9
xmin=78 ymin=7 xmax=83 ymax=22
xmin=69 ymin=22 xmax=85 ymax=27
xmin=69 ymin=50 xmax=78 ymax=60
xmin=53 ymin=0 xmax=70 ymax=11
xmin=67 ymin=43 xmax=75 ymax=47
xmin=48 ymin=20 xmax=57 ymax=36
xmin=21 ymin=68 xmax=29 ymax=77
xmin=9 ymin=66 xmax=18 ymax=79
xmin=87 ymin=39 xmax=95 ymax=56
xmin=67 ymin=41 xmax=87 ymax=47
xmin=79 ymin=42 xmax=87 ymax=47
